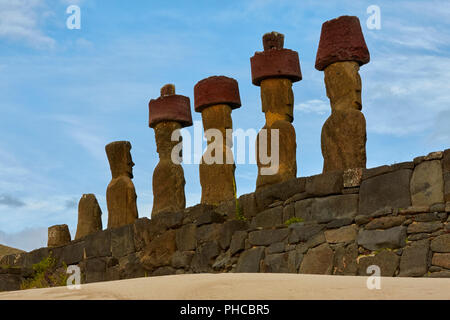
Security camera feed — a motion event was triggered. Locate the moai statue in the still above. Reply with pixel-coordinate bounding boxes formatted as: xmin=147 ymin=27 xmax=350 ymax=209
xmin=75 ymin=194 xmax=103 ymax=240
xmin=48 ymin=224 xmax=71 ymax=247
xmin=250 ymin=31 xmax=302 ymax=190
xmin=315 ymin=16 xmax=370 ymax=172
xmin=194 ymin=76 xmax=241 ymax=205
xmin=105 ymin=141 xmax=138 ymax=228
xmin=148 ymin=84 xmax=193 ymax=215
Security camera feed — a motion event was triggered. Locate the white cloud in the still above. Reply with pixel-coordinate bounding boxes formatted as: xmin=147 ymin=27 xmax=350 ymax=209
xmin=295 ymin=99 xmax=329 ymax=115
xmin=0 ymin=0 xmax=55 ymax=48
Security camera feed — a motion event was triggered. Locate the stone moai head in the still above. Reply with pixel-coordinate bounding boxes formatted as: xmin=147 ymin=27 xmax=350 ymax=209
xmin=105 ymin=141 xmax=134 ymax=179
xmin=48 ymin=224 xmax=71 ymax=247
xmin=315 ymin=16 xmax=370 ymax=111
xmin=149 ymin=84 xmax=193 ymax=158
xmin=250 ymin=31 xmax=302 ymax=122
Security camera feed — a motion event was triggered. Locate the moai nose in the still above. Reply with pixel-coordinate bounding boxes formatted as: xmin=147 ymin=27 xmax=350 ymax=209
xmin=263 ymin=31 xmax=284 ymax=51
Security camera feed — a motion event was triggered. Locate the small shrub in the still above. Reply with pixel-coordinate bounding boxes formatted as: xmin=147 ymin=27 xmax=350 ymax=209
xmin=284 ymin=217 xmax=304 ymax=226
xmin=21 ymin=254 xmax=69 ymax=290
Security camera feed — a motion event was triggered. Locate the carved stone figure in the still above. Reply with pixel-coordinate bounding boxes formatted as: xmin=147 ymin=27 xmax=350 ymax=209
xmin=149 ymin=84 xmax=193 ymax=215
xmin=47 ymin=224 xmax=71 ymax=247
xmin=315 ymin=15 xmax=370 ymax=172
xmin=194 ymin=76 xmax=241 ymax=205
xmin=250 ymin=31 xmax=302 ymax=190
xmin=75 ymin=194 xmax=103 ymax=240
xmin=105 ymin=141 xmax=138 ymax=228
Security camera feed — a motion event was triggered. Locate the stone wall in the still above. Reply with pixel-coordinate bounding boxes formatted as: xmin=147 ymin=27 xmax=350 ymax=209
xmin=1 ymin=150 xmax=449 ymax=291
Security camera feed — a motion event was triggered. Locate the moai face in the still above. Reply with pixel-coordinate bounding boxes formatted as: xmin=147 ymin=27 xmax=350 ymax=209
xmin=105 ymin=141 xmax=135 ymax=179
xmin=154 ymin=121 xmax=182 ymax=159
xmin=260 ymin=78 xmax=294 ymax=123
xmin=324 ymin=61 xmax=362 ymax=112
xmin=201 ymin=104 xmax=233 ymax=147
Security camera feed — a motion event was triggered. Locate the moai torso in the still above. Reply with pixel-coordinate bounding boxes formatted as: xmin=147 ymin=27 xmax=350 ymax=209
xmin=105 ymin=141 xmax=138 ymax=228
xmin=315 ymin=16 xmax=370 ymax=173
xmin=194 ymin=76 xmax=241 ymax=205
xmin=149 ymin=84 xmax=192 ymax=216
xmin=250 ymin=32 xmax=302 ymax=190
xmin=75 ymin=194 xmax=103 ymax=240
xmin=48 ymin=224 xmax=71 ymax=247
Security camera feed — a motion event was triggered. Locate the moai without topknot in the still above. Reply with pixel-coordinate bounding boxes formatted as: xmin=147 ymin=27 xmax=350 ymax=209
xmin=105 ymin=141 xmax=138 ymax=228
xmin=148 ymin=84 xmax=193 ymax=215
xmin=250 ymin=32 xmax=302 ymax=190
xmin=75 ymin=194 xmax=103 ymax=240
xmin=194 ymin=76 xmax=241 ymax=205
xmin=315 ymin=16 xmax=370 ymax=172
xmin=48 ymin=224 xmax=71 ymax=247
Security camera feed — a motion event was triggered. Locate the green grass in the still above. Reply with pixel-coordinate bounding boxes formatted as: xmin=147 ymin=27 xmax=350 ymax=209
xmin=284 ymin=217 xmax=304 ymax=226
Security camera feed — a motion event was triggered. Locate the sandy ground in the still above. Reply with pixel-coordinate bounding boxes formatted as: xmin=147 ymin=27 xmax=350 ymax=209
xmin=0 ymin=273 xmax=449 ymax=300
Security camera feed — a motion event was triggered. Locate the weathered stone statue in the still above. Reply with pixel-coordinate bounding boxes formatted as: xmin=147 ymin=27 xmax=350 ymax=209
xmin=250 ymin=31 xmax=302 ymax=190
xmin=315 ymin=16 xmax=370 ymax=172
xmin=48 ymin=224 xmax=71 ymax=247
xmin=75 ymin=194 xmax=103 ymax=240
xmin=194 ymin=76 xmax=241 ymax=205
xmin=105 ymin=141 xmax=138 ymax=228
xmin=149 ymin=84 xmax=193 ymax=215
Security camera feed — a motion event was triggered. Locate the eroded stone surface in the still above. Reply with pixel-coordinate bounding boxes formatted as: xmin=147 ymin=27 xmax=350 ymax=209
xmin=75 ymin=194 xmax=103 ymax=240
xmin=359 ymin=169 xmax=412 ymax=216
xmin=357 ymin=226 xmax=407 ymax=251
xmin=410 ymin=160 xmax=444 ymax=207
xmin=48 ymin=224 xmax=71 ymax=247
xmin=299 ymin=243 xmax=334 ymax=275
xmin=432 ymin=253 xmax=450 ymax=269
xmin=357 ymin=250 xmax=399 ymax=277
xmin=324 ymin=225 xmax=358 ymax=243
xmin=399 ymin=240 xmax=430 ymax=277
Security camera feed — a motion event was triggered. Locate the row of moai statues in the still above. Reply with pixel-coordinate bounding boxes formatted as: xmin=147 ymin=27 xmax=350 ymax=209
xmin=48 ymin=15 xmax=370 ymax=247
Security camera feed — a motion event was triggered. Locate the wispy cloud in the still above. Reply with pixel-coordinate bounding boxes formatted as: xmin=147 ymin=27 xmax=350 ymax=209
xmin=295 ymin=99 xmax=329 ymax=115
xmin=0 ymin=0 xmax=55 ymax=48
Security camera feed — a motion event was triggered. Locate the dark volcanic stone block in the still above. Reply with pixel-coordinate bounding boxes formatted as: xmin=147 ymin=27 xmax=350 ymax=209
xmin=235 ymin=247 xmax=265 ymax=273
xmin=357 ymin=250 xmax=399 ymax=277
xmin=84 ymin=230 xmax=111 ymax=258
xmin=359 ymin=169 xmax=412 ymax=216
xmin=219 ymin=220 xmax=249 ymax=250
xmin=176 ymin=224 xmax=197 ymax=252
xmin=399 ymin=240 xmax=430 ymax=277
xmin=111 ymin=224 xmax=135 ymax=258
xmin=251 ymin=206 xmax=283 ymax=228
xmin=249 ymin=229 xmax=289 ymax=246
xmin=305 ymin=171 xmax=343 ymax=197
xmin=85 ymin=257 xmax=106 ymax=283
xmin=62 ymin=241 xmax=85 ymax=265
xmin=255 ymin=177 xmax=306 ymax=212
xmin=357 ymin=226 xmax=407 ymax=251
xmin=299 ymin=243 xmax=334 ymax=275
xmin=238 ymin=193 xmax=257 ymax=220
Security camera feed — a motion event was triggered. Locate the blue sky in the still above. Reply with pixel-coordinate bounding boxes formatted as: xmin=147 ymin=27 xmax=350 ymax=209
xmin=0 ymin=0 xmax=449 ymax=251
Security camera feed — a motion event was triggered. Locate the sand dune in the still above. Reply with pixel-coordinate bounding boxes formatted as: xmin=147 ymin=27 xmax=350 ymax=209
xmin=0 ymin=273 xmax=449 ymax=300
